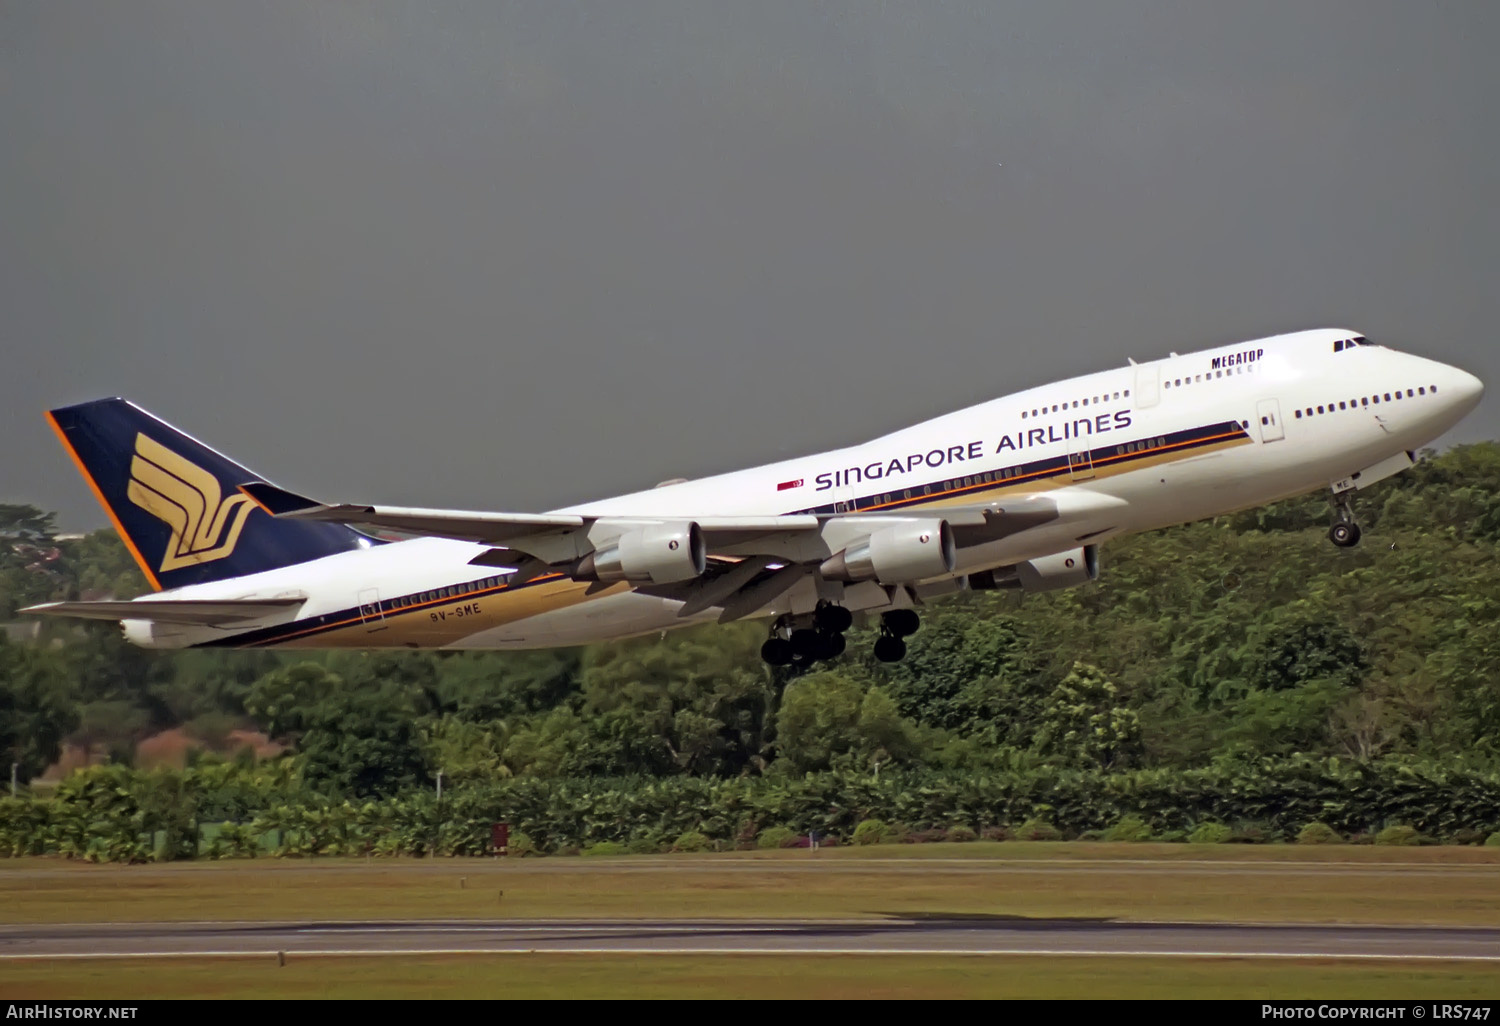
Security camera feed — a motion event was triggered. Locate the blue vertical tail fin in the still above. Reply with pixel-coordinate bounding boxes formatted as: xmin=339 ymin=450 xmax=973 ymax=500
xmin=48 ymin=398 xmax=369 ymax=591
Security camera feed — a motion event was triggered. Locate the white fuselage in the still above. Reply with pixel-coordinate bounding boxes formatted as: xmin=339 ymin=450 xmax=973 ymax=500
xmin=124 ymin=328 xmax=1484 ymax=651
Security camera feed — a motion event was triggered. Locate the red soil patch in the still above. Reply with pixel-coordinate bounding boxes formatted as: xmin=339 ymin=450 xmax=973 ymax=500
xmin=41 ymin=728 xmax=285 ymax=778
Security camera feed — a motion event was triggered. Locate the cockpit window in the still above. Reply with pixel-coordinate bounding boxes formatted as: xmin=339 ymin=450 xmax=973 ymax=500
xmin=1334 ymin=336 xmax=1373 ymax=352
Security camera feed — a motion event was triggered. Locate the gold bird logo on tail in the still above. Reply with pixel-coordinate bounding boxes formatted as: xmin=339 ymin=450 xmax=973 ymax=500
xmin=127 ymin=433 xmax=255 ymax=572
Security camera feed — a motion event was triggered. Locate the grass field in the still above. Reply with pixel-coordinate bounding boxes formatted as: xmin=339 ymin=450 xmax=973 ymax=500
xmin=3 ymin=843 xmax=1499 ymax=926
xmin=4 ymin=844 xmax=1498 ymax=998
xmin=3 ymin=953 xmax=1498 ymax=1000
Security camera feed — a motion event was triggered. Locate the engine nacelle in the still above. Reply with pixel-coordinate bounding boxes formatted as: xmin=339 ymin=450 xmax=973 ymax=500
xmin=969 ymin=545 xmax=1100 ymax=594
xmin=123 ymin=618 xmax=187 ymax=650
xmin=579 ymin=522 xmax=706 ymax=585
xmin=819 ymin=519 xmax=956 ymax=585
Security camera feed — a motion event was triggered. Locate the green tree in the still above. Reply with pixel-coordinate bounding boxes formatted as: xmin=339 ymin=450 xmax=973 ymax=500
xmin=61 ymin=528 xmax=148 ymax=600
xmin=0 ymin=504 xmax=63 ymax=617
xmin=0 ymin=636 xmax=77 ymax=783
xmin=775 ymin=670 xmax=920 ymax=774
xmin=1033 ymin=662 xmax=1142 ymax=770
xmin=245 ymin=662 xmax=433 ymax=797
xmin=244 ymin=663 xmax=343 ymax=742
xmin=875 ymin=606 xmax=1046 ymax=745
xmin=1252 ymin=620 xmax=1367 ymax=693
xmin=578 ymin=624 xmax=778 ymax=775
xmin=430 ymin=650 xmax=580 ymax=721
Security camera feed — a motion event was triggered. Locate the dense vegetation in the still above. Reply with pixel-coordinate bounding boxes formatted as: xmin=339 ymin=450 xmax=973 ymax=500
xmin=3 ymin=441 xmax=1499 ymax=856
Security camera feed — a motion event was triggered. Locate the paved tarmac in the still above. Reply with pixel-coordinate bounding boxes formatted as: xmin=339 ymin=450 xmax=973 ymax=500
xmin=4 ymin=918 xmax=1498 ymax=960
xmin=4 ymin=857 xmax=1497 ymax=881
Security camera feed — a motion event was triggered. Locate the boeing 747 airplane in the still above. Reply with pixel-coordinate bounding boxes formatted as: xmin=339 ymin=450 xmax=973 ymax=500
xmin=24 ymin=328 xmax=1484 ymax=665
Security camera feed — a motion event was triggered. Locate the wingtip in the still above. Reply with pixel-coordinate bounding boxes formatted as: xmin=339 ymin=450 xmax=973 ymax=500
xmin=18 ymin=602 xmax=62 ymax=616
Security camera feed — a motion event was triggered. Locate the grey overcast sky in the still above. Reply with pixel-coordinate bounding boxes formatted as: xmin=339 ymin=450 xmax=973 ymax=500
xmin=3 ymin=2 xmax=1497 ymax=530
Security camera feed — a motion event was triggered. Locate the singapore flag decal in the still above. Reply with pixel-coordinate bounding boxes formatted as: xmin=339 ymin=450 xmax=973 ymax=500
xmin=777 ymin=478 xmax=803 ymax=491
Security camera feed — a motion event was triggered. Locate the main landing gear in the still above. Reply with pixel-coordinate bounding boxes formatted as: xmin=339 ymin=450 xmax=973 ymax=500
xmin=1328 ymin=491 xmax=1363 ymax=548
xmin=761 ymin=602 xmax=848 ymax=667
xmin=873 ymin=609 xmax=920 ymax=663
xmin=759 ymin=603 xmax=921 ymax=666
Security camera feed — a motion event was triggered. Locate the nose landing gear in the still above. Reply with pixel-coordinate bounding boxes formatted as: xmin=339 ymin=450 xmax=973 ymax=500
xmin=1328 ymin=491 xmax=1362 ymax=548
xmin=1328 ymin=520 xmax=1361 ymax=547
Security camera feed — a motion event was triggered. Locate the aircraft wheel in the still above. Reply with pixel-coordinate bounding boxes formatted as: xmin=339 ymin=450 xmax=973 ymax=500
xmin=817 ymin=631 xmax=847 ymax=660
xmin=814 ymin=604 xmax=854 ymax=634
xmin=883 ymin=609 xmax=920 ymax=638
xmin=1328 ymin=522 xmax=1361 ymax=548
xmin=789 ymin=629 xmax=825 ymax=660
xmin=873 ymin=635 xmax=907 ymax=663
xmin=761 ymin=637 xmax=793 ymax=666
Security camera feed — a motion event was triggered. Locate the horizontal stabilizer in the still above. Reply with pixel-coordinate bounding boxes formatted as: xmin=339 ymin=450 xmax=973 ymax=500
xmin=238 ymin=482 xmax=324 ymax=516
xmin=20 ymin=597 xmax=305 ymax=626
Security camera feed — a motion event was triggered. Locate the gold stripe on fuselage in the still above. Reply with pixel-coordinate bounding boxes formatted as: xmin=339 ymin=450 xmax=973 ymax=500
xmin=270 ymin=577 xmax=631 ymax=649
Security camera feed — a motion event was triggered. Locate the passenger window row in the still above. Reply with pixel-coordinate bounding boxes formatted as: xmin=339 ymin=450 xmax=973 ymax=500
xmin=1112 ymin=436 xmax=1169 ymax=456
xmin=379 ymin=575 xmax=510 ymax=614
xmin=835 ymin=461 xmax=1043 ymax=511
xmin=1022 ymin=390 xmax=1127 ymax=419
xmin=1293 ymin=385 xmax=1436 ymax=420
xmin=1165 ymin=363 xmax=1254 ymax=390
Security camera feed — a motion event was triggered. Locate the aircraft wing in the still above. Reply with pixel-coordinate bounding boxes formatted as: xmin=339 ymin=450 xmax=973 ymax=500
xmin=239 ymin=482 xmax=822 ymax=553
xmin=20 ymin=597 xmax=306 ymax=626
xmin=240 ymin=482 xmax=1122 ymax=569
xmin=241 ymin=482 xmax=591 ymax=543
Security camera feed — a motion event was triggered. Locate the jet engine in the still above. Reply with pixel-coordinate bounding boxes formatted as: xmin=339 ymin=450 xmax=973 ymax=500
xmin=969 ymin=545 xmax=1100 ymax=594
xmin=819 ymin=519 xmax=956 ymax=584
xmin=577 ymin=522 xmax=706 ymax=585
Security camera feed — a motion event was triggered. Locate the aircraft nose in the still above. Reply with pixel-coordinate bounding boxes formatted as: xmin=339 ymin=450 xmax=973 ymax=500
xmin=1439 ymin=364 xmax=1485 ymax=416
xmin=1434 ymin=363 xmax=1482 ymax=426
xmin=1409 ymin=357 xmax=1484 ymax=436
xmin=1451 ymin=368 xmax=1485 ymax=406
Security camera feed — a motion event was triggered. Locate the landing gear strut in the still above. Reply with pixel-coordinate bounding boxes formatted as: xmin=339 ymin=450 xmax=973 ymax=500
xmin=1328 ymin=491 xmax=1362 ymax=548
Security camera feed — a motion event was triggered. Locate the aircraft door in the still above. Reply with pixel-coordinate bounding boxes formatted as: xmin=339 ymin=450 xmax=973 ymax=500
xmin=1255 ymin=399 xmax=1285 ymax=443
xmin=834 ymin=479 xmax=860 ymax=512
xmin=1068 ymin=445 xmax=1095 ymax=481
xmin=1134 ymin=365 xmax=1160 ymax=408
xmin=357 ymin=587 xmax=387 ymax=633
